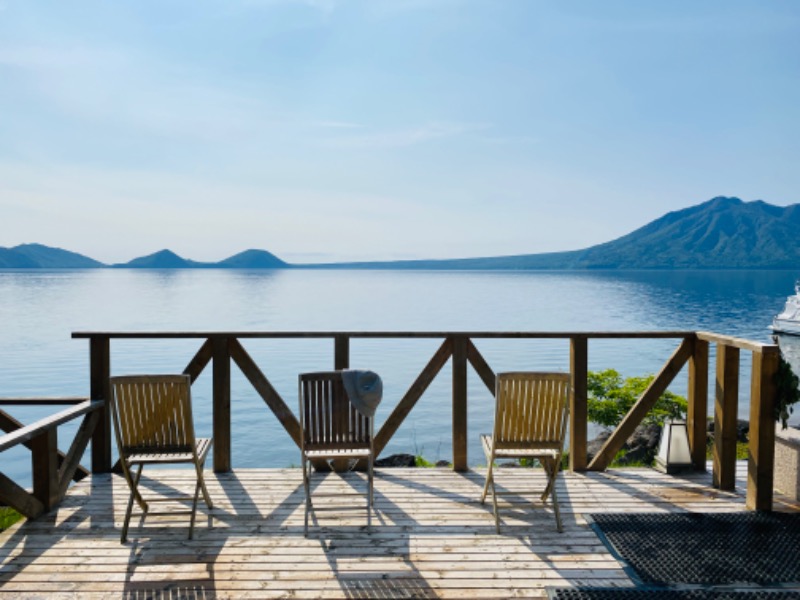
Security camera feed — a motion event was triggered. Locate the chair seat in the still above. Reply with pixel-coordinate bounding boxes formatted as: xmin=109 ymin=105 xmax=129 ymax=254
xmin=480 ymin=434 xmax=560 ymax=460
xmin=304 ymin=447 xmax=372 ymax=459
xmin=126 ymin=438 xmax=212 ymax=465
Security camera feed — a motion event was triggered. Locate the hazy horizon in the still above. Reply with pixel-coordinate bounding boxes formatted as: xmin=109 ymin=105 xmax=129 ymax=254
xmin=2 ymin=1 xmax=799 ymax=264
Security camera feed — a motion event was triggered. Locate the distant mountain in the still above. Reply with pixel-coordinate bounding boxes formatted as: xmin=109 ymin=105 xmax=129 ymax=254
xmin=566 ymin=196 xmax=800 ymax=269
xmin=315 ymin=196 xmax=800 ymax=270
xmin=218 ymin=249 xmax=288 ymax=269
xmin=0 ymin=247 xmax=38 ymax=268
xmin=115 ymin=249 xmax=205 ymax=269
xmin=4 ymin=197 xmax=799 ymax=270
xmin=0 ymin=243 xmax=104 ymax=268
xmin=115 ymin=248 xmax=290 ymax=269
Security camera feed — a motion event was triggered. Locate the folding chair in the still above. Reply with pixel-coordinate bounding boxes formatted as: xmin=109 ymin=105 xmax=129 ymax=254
xmin=480 ymin=372 xmax=571 ymax=533
xmin=109 ymin=374 xmax=213 ymax=542
xmin=298 ymin=371 xmax=375 ymax=536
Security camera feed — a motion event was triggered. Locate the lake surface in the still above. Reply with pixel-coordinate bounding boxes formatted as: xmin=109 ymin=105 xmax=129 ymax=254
xmin=1 ymin=268 xmax=799 ymax=484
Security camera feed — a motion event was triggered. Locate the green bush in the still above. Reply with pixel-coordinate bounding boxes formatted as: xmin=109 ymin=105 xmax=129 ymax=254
xmin=587 ymin=369 xmax=687 ymax=428
xmin=0 ymin=507 xmax=22 ymax=532
xmin=775 ymin=355 xmax=800 ymax=429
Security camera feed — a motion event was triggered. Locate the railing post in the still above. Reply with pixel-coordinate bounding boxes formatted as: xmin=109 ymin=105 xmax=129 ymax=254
xmin=452 ymin=335 xmax=468 ymax=472
xmin=31 ymin=428 xmax=58 ymax=513
xmin=89 ymin=335 xmax=111 ymax=474
xmin=335 ymin=335 xmax=350 ymax=370
xmin=747 ymin=346 xmax=779 ymax=511
xmin=688 ymin=337 xmax=709 ymax=471
xmin=333 ymin=334 xmax=351 ymax=471
xmin=212 ymin=336 xmax=231 ymax=473
xmin=570 ymin=336 xmax=588 ymax=471
xmin=713 ymin=343 xmax=739 ymax=490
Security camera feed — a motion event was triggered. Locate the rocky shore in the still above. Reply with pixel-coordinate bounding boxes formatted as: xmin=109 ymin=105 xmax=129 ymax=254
xmin=377 ymin=420 xmax=751 ymax=468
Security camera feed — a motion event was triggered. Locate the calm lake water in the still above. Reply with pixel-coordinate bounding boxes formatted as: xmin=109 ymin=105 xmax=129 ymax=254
xmin=1 ymin=268 xmax=799 ymax=484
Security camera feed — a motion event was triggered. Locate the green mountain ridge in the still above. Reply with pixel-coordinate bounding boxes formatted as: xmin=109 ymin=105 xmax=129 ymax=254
xmin=2 ymin=197 xmax=799 ymax=270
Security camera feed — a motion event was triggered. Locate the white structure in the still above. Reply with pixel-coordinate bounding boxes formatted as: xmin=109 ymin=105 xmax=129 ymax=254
xmin=775 ymin=424 xmax=800 ymax=502
xmin=772 ymin=281 xmax=800 ymax=336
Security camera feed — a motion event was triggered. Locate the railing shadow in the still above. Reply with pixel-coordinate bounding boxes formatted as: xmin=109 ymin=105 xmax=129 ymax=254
xmin=1 ymin=464 xmax=764 ymax=598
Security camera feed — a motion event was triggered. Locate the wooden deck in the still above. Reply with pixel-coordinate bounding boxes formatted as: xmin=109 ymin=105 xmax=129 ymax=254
xmin=2 ymin=464 xmax=798 ymax=599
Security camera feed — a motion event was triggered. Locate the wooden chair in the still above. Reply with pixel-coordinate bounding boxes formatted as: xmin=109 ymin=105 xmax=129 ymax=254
xmin=480 ymin=372 xmax=571 ymax=533
xmin=298 ymin=371 xmax=374 ymax=536
xmin=109 ymin=374 xmax=213 ymax=543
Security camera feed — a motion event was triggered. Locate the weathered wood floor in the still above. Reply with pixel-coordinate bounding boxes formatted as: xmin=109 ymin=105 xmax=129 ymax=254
xmin=1 ymin=464 xmax=798 ymax=599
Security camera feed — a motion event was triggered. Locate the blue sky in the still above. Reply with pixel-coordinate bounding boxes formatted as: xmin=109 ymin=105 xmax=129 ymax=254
xmin=1 ymin=1 xmax=798 ymax=264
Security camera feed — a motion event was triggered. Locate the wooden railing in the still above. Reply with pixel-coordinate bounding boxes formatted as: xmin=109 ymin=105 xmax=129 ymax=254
xmin=0 ymin=330 xmax=779 ymax=520
xmin=68 ymin=330 xmax=780 ymax=511
xmin=0 ymin=397 xmax=103 ymax=518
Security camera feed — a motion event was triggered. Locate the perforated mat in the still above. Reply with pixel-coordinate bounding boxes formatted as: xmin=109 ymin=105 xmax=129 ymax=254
xmin=588 ymin=512 xmax=800 ymax=586
xmin=549 ymin=590 xmax=800 ymax=600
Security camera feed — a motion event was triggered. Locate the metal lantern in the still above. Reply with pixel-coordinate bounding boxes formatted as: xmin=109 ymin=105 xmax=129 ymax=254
xmin=655 ymin=420 xmax=693 ymax=474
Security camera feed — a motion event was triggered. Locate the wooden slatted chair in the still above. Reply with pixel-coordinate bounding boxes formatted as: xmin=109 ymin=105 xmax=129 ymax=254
xmin=480 ymin=372 xmax=571 ymax=533
xmin=109 ymin=374 xmax=213 ymax=543
xmin=298 ymin=371 xmax=374 ymax=536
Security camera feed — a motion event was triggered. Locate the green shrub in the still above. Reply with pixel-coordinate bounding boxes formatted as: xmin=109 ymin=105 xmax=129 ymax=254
xmin=587 ymin=369 xmax=687 ymax=428
xmin=414 ymin=455 xmax=435 ymax=468
xmin=0 ymin=507 xmax=22 ymax=532
xmin=775 ymin=356 xmax=800 ymax=429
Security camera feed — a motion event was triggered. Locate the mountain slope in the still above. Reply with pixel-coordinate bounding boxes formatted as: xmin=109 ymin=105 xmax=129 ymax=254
xmin=319 ymin=196 xmax=800 ymax=270
xmin=0 ymin=244 xmax=104 ymax=268
xmin=218 ymin=249 xmax=288 ymax=269
xmin=570 ymin=197 xmax=800 ymax=269
xmin=0 ymin=247 xmax=39 ymax=268
xmin=116 ymin=249 xmax=204 ymax=269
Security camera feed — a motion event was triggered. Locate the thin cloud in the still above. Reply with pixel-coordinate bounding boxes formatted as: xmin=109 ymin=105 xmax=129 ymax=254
xmin=320 ymin=122 xmax=489 ymax=149
xmin=313 ymin=120 xmax=363 ymax=129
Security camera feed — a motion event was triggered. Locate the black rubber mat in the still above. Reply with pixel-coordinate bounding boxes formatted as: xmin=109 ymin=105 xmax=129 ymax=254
xmin=588 ymin=512 xmax=800 ymax=586
xmin=549 ymin=590 xmax=800 ymax=600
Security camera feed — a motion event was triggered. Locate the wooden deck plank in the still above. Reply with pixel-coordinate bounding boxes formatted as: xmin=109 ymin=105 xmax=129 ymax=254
xmin=1 ymin=465 xmax=797 ymax=599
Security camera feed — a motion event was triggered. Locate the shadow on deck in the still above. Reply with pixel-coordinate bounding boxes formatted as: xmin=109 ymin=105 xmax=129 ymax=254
xmin=1 ymin=465 xmax=798 ymax=599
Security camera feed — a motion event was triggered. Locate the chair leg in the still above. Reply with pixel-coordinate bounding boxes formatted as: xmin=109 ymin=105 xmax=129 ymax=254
xmin=120 ymin=458 xmax=148 ymax=512
xmin=490 ymin=471 xmax=500 ymax=534
xmin=541 ymin=458 xmax=556 ymax=502
xmin=367 ymin=457 xmax=374 ymax=530
xmin=481 ymin=461 xmax=494 ymax=504
xmin=482 ymin=457 xmax=501 ymax=533
xmin=303 ymin=457 xmax=310 ymax=537
xmin=541 ymin=458 xmax=563 ymax=533
xmin=195 ymin=462 xmax=213 ymax=509
xmin=550 ymin=478 xmax=563 ymax=533
xmin=188 ymin=477 xmax=201 ymax=540
xmin=121 ymin=464 xmax=145 ymax=543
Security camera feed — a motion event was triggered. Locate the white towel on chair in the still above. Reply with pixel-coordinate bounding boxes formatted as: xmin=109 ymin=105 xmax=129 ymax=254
xmin=341 ymin=370 xmax=383 ymax=418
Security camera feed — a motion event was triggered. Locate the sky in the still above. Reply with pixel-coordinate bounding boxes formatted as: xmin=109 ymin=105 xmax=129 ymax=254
xmin=1 ymin=1 xmax=799 ymax=264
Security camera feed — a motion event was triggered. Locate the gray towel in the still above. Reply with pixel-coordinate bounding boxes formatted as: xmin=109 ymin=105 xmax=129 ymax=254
xmin=341 ymin=370 xmax=383 ymax=418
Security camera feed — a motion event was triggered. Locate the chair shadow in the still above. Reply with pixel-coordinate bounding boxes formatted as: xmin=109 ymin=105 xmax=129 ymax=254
xmin=309 ymin=470 xmax=438 ymax=599
xmin=1 ymin=464 xmax=742 ymax=598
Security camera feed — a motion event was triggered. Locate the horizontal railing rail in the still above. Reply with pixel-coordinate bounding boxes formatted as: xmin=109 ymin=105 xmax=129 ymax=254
xmin=0 ymin=398 xmax=103 ymax=519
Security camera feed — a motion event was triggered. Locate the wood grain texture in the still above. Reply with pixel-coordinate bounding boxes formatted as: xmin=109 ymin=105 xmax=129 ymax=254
xmin=687 ymin=338 xmax=709 ymax=471
xmin=713 ymin=343 xmax=740 ymax=490
xmin=1 ymin=464 xmax=796 ymax=599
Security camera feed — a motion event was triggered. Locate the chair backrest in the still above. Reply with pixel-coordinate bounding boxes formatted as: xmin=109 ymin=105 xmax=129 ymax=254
xmin=299 ymin=371 xmax=372 ymax=452
xmin=110 ymin=374 xmax=196 ymax=454
xmin=493 ymin=372 xmax=571 ymax=450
